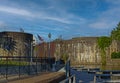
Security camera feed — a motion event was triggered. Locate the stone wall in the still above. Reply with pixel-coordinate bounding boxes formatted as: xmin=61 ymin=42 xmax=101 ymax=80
xmin=54 ymin=37 xmax=120 ymax=65
xmin=106 ymin=40 xmax=120 ymax=65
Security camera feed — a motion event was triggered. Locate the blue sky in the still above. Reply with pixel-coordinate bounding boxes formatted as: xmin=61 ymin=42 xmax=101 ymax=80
xmin=0 ymin=0 xmax=120 ymax=41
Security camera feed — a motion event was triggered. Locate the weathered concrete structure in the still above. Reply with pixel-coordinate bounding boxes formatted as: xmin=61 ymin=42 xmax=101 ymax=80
xmin=34 ymin=42 xmax=55 ymax=64
xmin=0 ymin=31 xmax=33 ymax=58
xmin=35 ymin=42 xmax=55 ymax=58
xmin=106 ymin=40 xmax=120 ymax=66
xmin=54 ymin=37 xmax=120 ymax=65
xmin=54 ymin=37 xmax=101 ymax=65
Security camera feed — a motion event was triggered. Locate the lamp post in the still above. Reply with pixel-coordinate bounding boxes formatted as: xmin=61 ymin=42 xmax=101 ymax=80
xmin=48 ymin=33 xmax=51 ymax=70
xmin=30 ymin=40 xmax=33 ymax=63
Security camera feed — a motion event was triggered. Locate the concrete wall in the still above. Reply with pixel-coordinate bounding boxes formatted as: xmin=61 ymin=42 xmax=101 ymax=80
xmin=0 ymin=31 xmax=33 ymax=58
xmin=54 ymin=37 xmax=120 ymax=65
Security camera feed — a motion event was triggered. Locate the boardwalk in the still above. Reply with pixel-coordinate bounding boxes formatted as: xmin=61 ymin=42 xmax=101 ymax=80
xmin=0 ymin=72 xmax=65 ymax=83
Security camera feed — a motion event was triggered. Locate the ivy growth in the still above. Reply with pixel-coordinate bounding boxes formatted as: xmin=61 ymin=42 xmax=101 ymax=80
xmin=97 ymin=36 xmax=112 ymax=65
xmin=98 ymin=22 xmax=120 ymax=65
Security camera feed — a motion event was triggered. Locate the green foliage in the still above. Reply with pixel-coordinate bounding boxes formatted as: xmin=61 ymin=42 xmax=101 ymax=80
xmin=99 ymin=50 xmax=106 ymax=65
xmin=97 ymin=36 xmax=112 ymax=50
xmin=111 ymin=52 xmax=120 ymax=59
xmin=111 ymin=22 xmax=120 ymax=40
xmin=97 ymin=22 xmax=120 ymax=65
xmin=97 ymin=36 xmax=112 ymax=65
xmin=110 ymin=22 xmax=120 ymax=59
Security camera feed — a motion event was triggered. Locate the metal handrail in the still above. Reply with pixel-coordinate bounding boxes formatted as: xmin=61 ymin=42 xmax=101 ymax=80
xmin=59 ymin=74 xmax=76 ymax=83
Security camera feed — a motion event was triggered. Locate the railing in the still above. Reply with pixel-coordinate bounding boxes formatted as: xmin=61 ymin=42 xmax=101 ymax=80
xmin=59 ymin=75 xmax=76 ymax=83
xmin=0 ymin=56 xmax=55 ymax=80
xmin=93 ymin=71 xmax=120 ymax=83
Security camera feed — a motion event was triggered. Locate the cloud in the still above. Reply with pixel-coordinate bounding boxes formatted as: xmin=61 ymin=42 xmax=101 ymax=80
xmin=44 ymin=16 xmax=71 ymax=24
xmin=0 ymin=6 xmax=71 ymax=24
xmin=42 ymin=15 xmax=87 ymax=25
xmin=0 ymin=6 xmax=68 ymax=24
xmin=89 ymin=1 xmax=120 ymax=30
xmin=0 ymin=6 xmax=33 ymax=17
xmin=89 ymin=21 xmax=113 ymax=29
xmin=0 ymin=2 xmax=87 ymax=25
xmin=1 ymin=0 xmax=117 ymax=39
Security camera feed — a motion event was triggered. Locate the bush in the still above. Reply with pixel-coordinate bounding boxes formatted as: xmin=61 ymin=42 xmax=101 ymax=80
xmin=111 ymin=52 xmax=120 ymax=59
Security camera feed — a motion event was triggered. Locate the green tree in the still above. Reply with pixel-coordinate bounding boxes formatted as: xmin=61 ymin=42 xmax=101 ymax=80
xmin=111 ymin=22 xmax=120 ymax=40
xmin=110 ymin=22 xmax=120 ymax=59
xmin=97 ymin=36 xmax=112 ymax=65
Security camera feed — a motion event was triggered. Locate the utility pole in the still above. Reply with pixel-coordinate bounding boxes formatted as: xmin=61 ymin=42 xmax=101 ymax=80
xmin=48 ymin=33 xmax=51 ymax=70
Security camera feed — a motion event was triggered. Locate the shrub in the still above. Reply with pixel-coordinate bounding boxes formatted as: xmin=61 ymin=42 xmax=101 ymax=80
xmin=111 ymin=52 xmax=120 ymax=59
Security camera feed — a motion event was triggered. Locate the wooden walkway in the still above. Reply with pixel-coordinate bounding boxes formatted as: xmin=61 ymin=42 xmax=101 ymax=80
xmin=0 ymin=72 xmax=65 ymax=83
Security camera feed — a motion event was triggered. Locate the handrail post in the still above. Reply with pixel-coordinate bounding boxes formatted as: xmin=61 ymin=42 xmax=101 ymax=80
xmin=94 ymin=75 xmax=96 ymax=83
xmin=59 ymin=75 xmax=76 ymax=83
xmin=73 ymin=75 xmax=76 ymax=83
xmin=69 ymin=77 xmax=71 ymax=83
xmin=6 ymin=56 xmax=8 ymax=80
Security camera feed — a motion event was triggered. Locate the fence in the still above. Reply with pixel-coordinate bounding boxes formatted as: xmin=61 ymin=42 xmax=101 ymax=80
xmin=0 ymin=56 xmax=55 ymax=80
xmin=93 ymin=70 xmax=120 ymax=83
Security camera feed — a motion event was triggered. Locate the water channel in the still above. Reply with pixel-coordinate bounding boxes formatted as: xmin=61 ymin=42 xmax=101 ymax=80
xmin=71 ymin=65 xmax=120 ymax=83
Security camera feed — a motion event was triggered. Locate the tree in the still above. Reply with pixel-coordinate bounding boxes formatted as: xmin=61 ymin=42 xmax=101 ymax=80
xmin=110 ymin=22 xmax=120 ymax=59
xmin=97 ymin=36 xmax=112 ymax=65
xmin=111 ymin=22 xmax=120 ymax=40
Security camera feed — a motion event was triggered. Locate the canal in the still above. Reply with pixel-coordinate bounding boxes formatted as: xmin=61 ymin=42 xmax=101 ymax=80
xmin=70 ymin=65 xmax=120 ymax=83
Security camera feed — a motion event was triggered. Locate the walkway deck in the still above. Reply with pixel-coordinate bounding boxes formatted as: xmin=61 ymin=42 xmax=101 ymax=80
xmin=0 ymin=72 xmax=65 ymax=83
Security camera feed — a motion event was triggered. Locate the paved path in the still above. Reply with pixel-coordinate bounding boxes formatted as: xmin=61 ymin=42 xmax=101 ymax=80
xmin=0 ymin=72 xmax=65 ymax=83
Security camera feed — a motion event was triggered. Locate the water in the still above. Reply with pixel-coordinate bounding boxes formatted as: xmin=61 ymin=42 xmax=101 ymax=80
xmin=73 ymin=65 xmax=120 ymax=70
xmin=71 ymin=65 xmax=120 ymax=83
xmin=71 ymin=69 xmax=94 ymax=83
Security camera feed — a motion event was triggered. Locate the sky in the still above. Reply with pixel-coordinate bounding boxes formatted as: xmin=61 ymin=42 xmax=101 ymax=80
xmin=0 ymin=0 xmax=120 ymax=41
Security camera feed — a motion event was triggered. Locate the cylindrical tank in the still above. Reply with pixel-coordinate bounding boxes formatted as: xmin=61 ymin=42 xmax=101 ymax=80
xmin=0 ymin=31 xmax=33 ymax=60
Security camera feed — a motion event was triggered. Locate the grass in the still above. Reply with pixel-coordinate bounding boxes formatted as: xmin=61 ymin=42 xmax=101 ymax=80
xmin=0 ymin=60 xmax=29 ymax=66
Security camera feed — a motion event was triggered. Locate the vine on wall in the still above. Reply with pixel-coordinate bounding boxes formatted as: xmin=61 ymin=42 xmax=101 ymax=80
xmin=97 ymin=22 xmax=120 ymax=65
xmin=97 ymin=36 xmax=112 ymax=65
